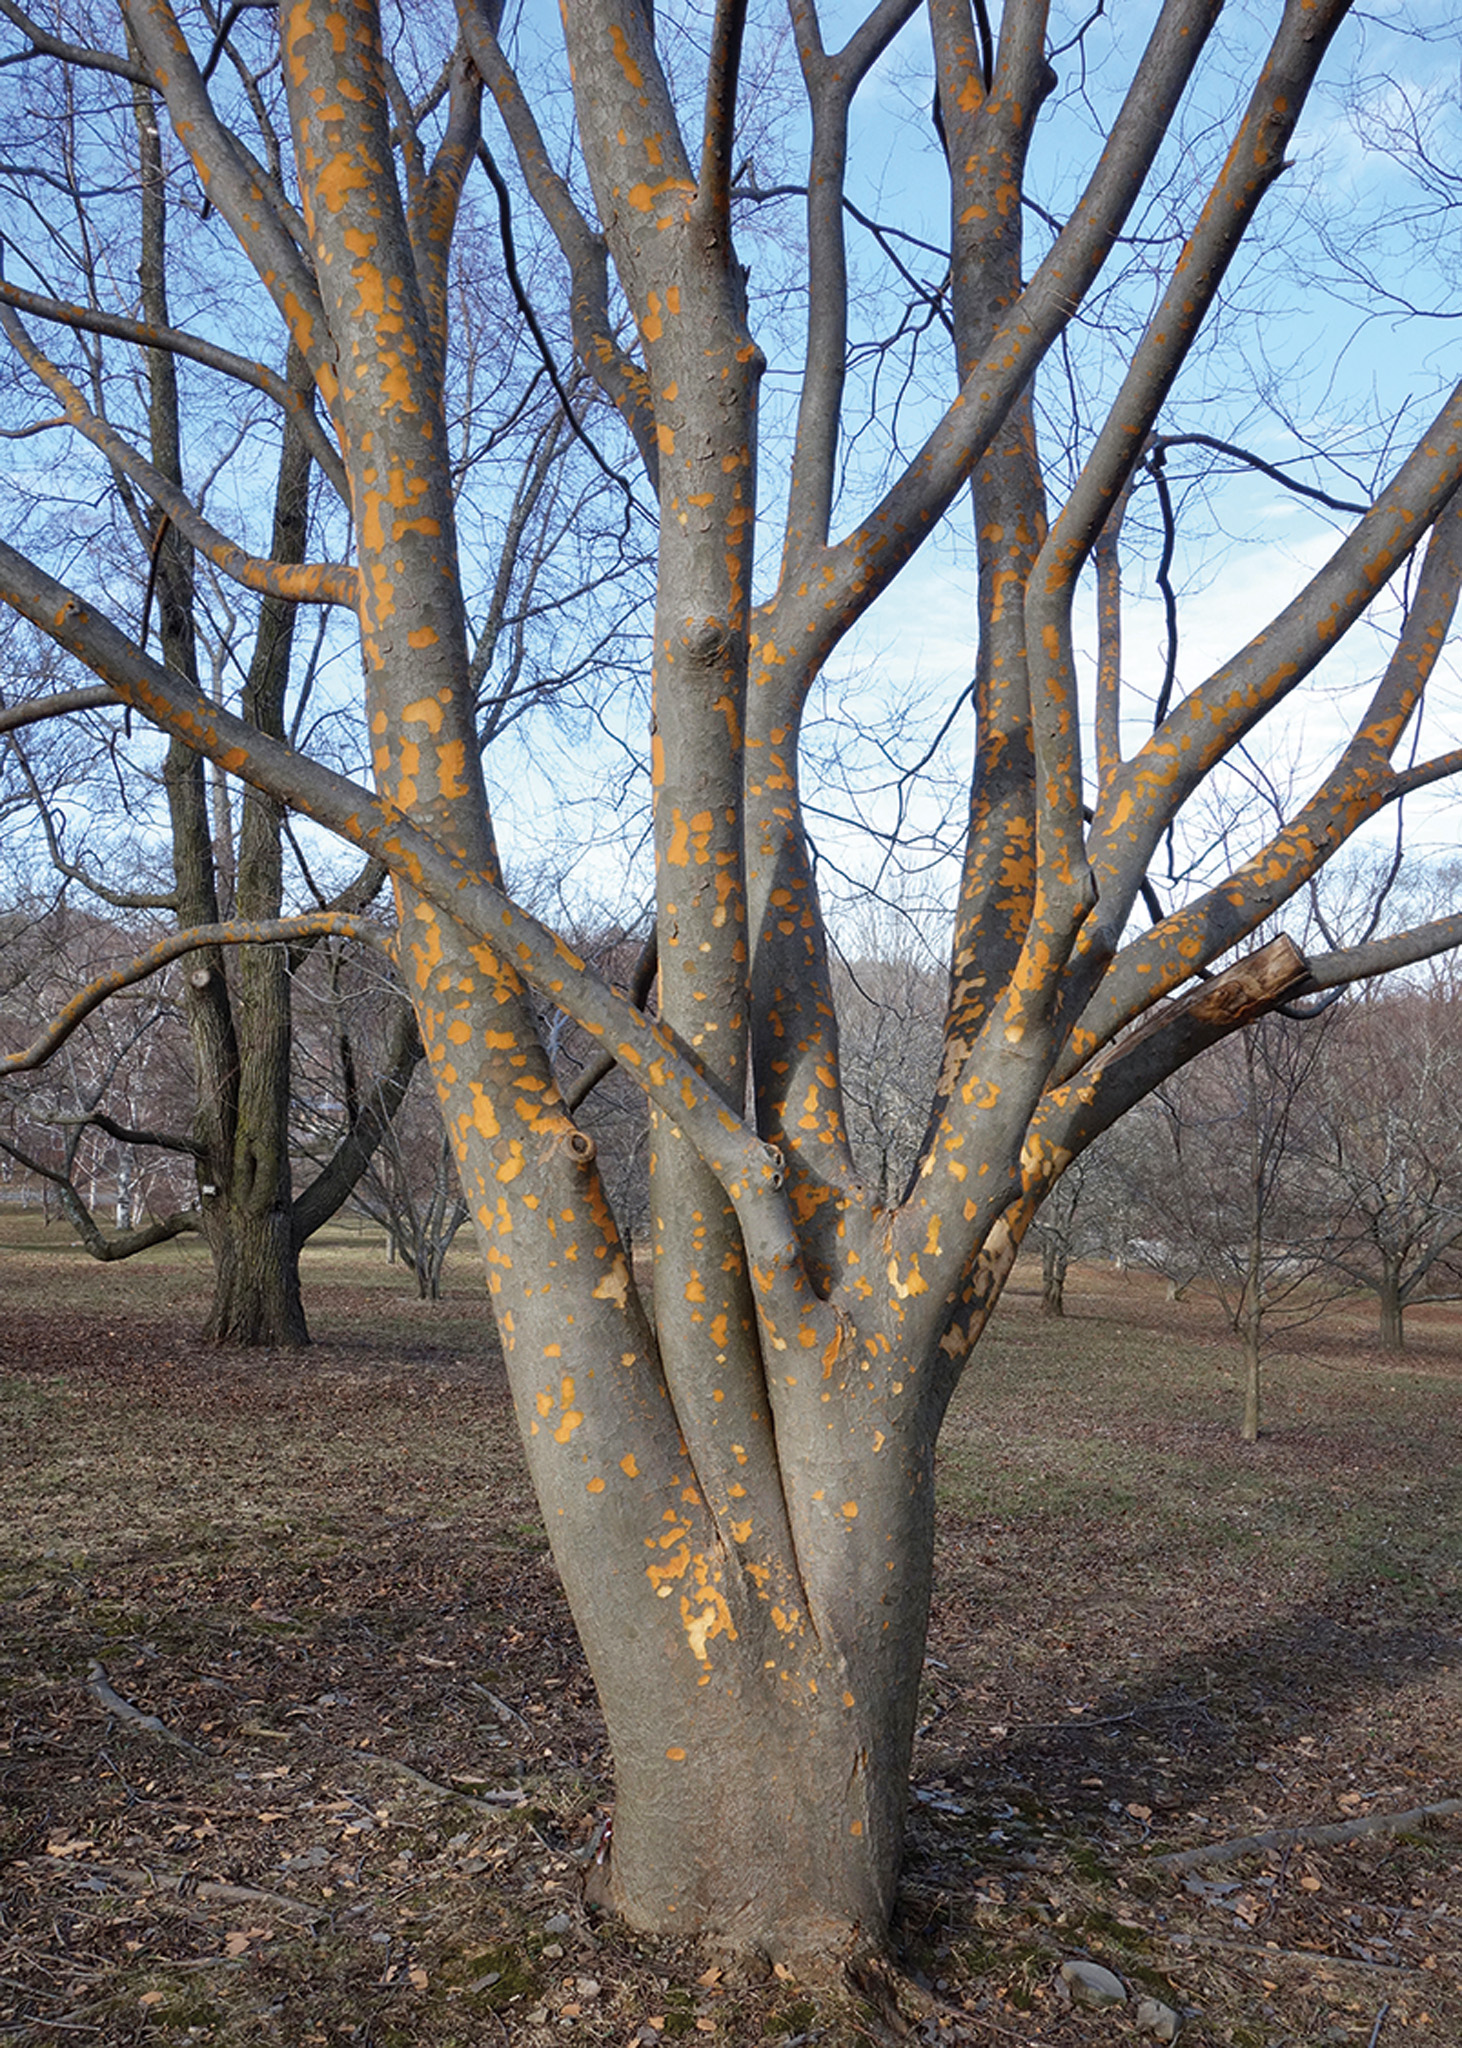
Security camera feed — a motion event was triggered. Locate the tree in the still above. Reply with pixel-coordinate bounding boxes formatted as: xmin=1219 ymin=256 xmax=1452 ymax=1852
xmin=1304 ymin=980 xmax=1462 ymax=1349
xmin=4 ymin=0 xmax=1462 ymax=1962
xmin=1150 ymin=1010 xmax=1336 ymax=1439
xmin=0 ymin=11 xmax=634 ymax=1341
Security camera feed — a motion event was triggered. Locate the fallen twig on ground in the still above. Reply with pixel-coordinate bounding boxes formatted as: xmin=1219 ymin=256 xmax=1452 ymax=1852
xmin=350 ymin=1751 xmax=525 ymax=1814
xmin=85 ymin=1659 xmax=207 ymax=1757
xmin=33 ymin=1856 xmax=319 ymax=1919
xmin=1150 ymin=1799 xmax=1462 ymax=1872
xmin=1162 ymin=1932 xmax=1425 ymax=1974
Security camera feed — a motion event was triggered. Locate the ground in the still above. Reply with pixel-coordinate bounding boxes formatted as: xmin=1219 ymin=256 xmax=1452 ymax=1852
xmin=1 ymin=1215 xmax=1458 ymax=2047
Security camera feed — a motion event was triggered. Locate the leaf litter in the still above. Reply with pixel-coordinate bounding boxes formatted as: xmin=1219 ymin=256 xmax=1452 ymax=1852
xmin=1 ymin=1231 xmax=1459 ymax=2044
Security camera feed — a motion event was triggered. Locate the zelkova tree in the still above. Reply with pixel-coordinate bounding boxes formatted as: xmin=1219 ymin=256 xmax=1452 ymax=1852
xmin=4 ymin=0 xmax=1462 ymax=1959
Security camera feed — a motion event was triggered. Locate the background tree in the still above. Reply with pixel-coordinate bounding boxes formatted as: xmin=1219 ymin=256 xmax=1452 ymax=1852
xmin=0 ymin=5 xmax=643 ymax=1341
xmin=1151 ymin=1010 xmax=1336 ymax=1439
xmin=3 ymin=0 xmax=1462 ymax=1964
xmin=1303 ymin=977 xmax=1462 ymax=1349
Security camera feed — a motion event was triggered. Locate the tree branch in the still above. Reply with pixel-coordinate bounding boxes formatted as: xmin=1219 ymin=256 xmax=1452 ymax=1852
xmin=0 ymin=683 xmax=121 ymax=734
xmin=120 ymin=0 xmax=334 ymax=394
xmin=695 ymin=0 xmax=750 ymax=234
xmin=290 ymin=996 xmax=424 ymax=1243
xmin=458 ymin=0 xmax=661 ymax=486
xmin=0 ymin=0 xmax=147 ymax=81
xmin=0 ymin=914 xmax=390 ymax=1076
xmin=0 ymin=1134 xmax=200 ymax=1258
xmin=1021 ymin=0 xmax=1354 ymax=1025
xmin=58 ymin=1110 xmax=202 ymax=1158
xmin=0 ymin=542 xmax=793 ymax=1226
xmin=779 ymin=0 xmax=1225 ymax=680
xmin=0 ymin=277 xmax=348 ymax=502
xmin=0 ymin=299 xmax=359 ymax=608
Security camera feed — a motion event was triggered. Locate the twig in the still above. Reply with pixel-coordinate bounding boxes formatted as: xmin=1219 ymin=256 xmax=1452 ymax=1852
xmin=1006 ymin=1693 xmax=1210 ymax=1733
xmin=1150 ymin=1798 xmax=1462 ymax=1872
xmin=349 ymin=1752 xmax=525 ymax=1815
xmin=1162 ymin=1932 xmax=1423 ymax=1975
xmin=37 ymin=1857 xmax=318 ymax=1919
xmin=1368 ymin=2000 xmax=1390 ymax=2048
xmin=464 ymin=1680 xmax=533 ymax=1729
xmin=85 ymin=1661 xmax=206 ymax=1757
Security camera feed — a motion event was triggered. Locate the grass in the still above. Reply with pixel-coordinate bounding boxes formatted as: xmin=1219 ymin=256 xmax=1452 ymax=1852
xmin=1 ymin=1213 xmax=1459 ymax=2045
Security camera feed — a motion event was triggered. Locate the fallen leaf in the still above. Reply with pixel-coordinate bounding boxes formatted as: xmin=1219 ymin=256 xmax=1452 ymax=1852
xmin=1126 ymin=1803 xmax=1152 ymax=1821
xmin=1300 ymin=1875 xmax=1322 ymax=1893
xmin=224 ymin=1931 xmax=251 ymax=1958
xmin=409 ymin=1965 xmax=429 ymax=1990
xmin=697 ymin=1966 xmax=723 ymax=1987
xmin=138 ymin=1991 xmax=166 ymax=2008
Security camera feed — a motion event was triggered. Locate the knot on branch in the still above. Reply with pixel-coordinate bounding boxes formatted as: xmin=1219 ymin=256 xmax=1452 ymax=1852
xmin=683 ymin=619 xmax=731 ymax=668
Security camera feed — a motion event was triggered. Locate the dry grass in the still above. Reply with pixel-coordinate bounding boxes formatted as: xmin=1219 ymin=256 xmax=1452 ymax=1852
xmin=2 ymin=1214 xmax=1458 ymax=2046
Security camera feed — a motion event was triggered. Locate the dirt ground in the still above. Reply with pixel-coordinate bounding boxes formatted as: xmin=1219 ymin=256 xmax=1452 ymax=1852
xmin=2 ymin=1223 xmax=1458 ymax=2046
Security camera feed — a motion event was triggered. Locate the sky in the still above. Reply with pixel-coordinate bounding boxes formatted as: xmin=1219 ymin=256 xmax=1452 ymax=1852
xmin=469 ymin=0 xmax=1462 ymax=953
xmin=2 ymin=0 xmax=1459 ymax=964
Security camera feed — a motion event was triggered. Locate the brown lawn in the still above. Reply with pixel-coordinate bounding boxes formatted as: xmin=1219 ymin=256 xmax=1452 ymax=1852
xmin=2 ymin=1216 xmax=1458 ymax=2046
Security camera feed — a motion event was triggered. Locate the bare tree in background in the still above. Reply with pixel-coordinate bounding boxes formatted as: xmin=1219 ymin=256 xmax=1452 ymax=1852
xmin=1304 ymin=978 xmax=1462 ymax=1350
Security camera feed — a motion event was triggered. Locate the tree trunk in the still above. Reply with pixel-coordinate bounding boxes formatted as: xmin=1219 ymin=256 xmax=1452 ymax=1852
xmin=1239 ymin=1032 xmax=1264 ymax=1442
xmin=1378 ymin=1264 xmax=1405 ymax=1351
xmin=572 ymin=1426 xmax=936 ymax=1956
xmin=1040 ymin=1238 xmax=1067 ymax=1316
xmin=201 ymin=1197 xmax=307 ymax=1346
xmin=1241 ymin=1309 xmax=1262 ymax=1443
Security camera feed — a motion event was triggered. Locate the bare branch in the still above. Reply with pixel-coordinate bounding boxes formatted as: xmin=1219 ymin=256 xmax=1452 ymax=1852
xmin=0 ymin=300 xmax=359 ymax=607
xmin=0 ymin=540 xmax=794 ymax=1223
xmin=458 ymin=0 xmax=661 ymax=484
xmin=120 ymin=0 xmax=332 ymax=388
xmin=0 ymin=277 xmax=349 ymax=502
xmin=696 ymin=0 xmax=750 ymax=234
xmin=0 ymin=1133 xmax=199 ymax=1258
xmin=0 ymin=0 xmax=147 ymax=81
xmin=1 ymin=915 xmax=390 ymax=1076
xmin=786 ymin=0 xmax=1225 ymax=675
xmin=59 ymin=1110 xmax=202 ymax=1158
xmin=0 ymin=683 xmax=121 ymax=734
